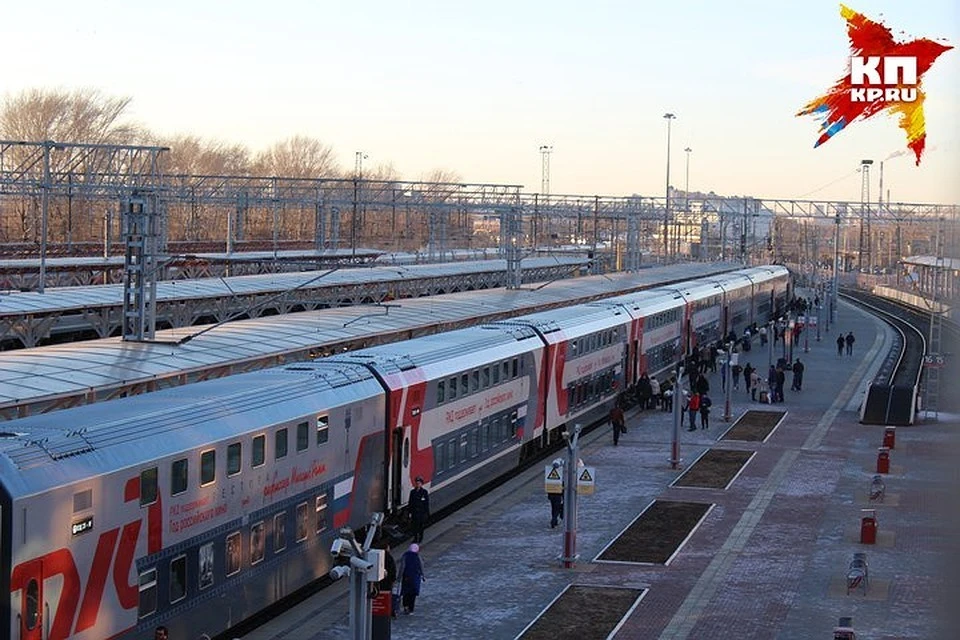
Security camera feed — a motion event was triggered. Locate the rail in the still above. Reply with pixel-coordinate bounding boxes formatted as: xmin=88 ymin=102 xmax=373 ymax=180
xmin=842 ymin=290 xmax=926 ymax=425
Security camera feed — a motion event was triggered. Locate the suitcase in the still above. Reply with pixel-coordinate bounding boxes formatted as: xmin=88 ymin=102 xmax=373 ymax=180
xmin=759 ymin=391 xmax=769 ymax=404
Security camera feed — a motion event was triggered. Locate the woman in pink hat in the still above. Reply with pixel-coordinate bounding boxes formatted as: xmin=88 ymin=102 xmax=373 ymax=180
xmin=398 ymin=543 xmax=426 ymax=614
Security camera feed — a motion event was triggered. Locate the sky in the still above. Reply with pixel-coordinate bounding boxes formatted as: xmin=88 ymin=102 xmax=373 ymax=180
xmin=1 ymin=0 xmax=958 ymax=204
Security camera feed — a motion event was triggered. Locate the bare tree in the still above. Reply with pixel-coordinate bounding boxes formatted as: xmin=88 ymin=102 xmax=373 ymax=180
xmin=0 ymin=88 xmax=141 ymax=243
xmin=154 ymin=135 xmax=253 ymax=241
xmin=253 ymin=135 xmax=340 ymax=178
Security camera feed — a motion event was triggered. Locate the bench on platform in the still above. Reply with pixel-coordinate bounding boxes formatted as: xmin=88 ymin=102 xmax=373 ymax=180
xmin=846 ymin=552 xmax=869 ymax=595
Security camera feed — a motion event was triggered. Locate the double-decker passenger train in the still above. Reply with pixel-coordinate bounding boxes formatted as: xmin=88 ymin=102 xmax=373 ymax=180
xmin=0 ymin=265 xmax=789 ymax=639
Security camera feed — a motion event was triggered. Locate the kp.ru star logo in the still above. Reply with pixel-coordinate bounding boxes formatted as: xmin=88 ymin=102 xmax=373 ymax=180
xmin=797 ymin=4 xmax=952 ymax=165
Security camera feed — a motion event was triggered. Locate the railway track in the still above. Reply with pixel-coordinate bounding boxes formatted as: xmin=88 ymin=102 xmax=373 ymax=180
xmin=841 ymin=288 xmax=957 ymax=421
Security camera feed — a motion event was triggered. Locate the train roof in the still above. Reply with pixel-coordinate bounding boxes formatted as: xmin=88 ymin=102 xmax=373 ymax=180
xmin=0 ymin=362 xmax=380 ymax=498
xmin=0 ymin=257 xmax=584 ymax=315
xmin=0 ymin=262 xmax=740 ymax=418
xmin=328 ymin=323 xmax=540 ymax=374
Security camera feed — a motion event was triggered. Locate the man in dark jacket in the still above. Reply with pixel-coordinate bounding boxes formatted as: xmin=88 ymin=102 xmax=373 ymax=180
xmin=409 ymin=476 xmax=430 ymax=543
xmin=792 ymin=359 xmax=805 ymax=391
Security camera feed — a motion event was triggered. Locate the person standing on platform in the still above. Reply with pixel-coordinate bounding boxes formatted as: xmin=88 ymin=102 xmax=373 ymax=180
xmin=759 ymin=325 xmax=768 ymax=346
xmin=732 ymin=363 xmax=743 ymax=390
xmin=791 ymin=359 xmax=805 ymax=391
xmin=547 ymin=460 xmax=564 ymax=528
xmin=408 ymin=476 xmax=430 ymax=543
xmin=846 ymin=331 xmax=856 ymax=355
xmin=637 ymin=373 xmax=652 ymax=411
xmin=686 ymin=391 xmax=701 ymax=431
xmin=662 ymin=377 xmax=675 ymax=412
xmin=398 ymin=543 xmax=425 ymax=614
xmin=775 ymin=366 xmax=786 ymax=403
xmin=610 ymin=401 xmax=626 ymax=446
xmin=649 ymin=376 xmax=661 ymax=410
xmin=750 ymin=368 xmax=761 ymax=401
xmin=699 ymin=394 xmax=711 ymax=429
xmin=837 ymin=334 xmax=845 ymax=356
xmin=743 ymin=363 xmax=755 ymax=397
xmin=377 ymin=540 xmax=399 ymax=618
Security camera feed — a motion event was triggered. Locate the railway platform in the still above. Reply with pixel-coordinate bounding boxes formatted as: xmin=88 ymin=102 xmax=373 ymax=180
xmin=242 ymin=299 xmax=960 ymax=640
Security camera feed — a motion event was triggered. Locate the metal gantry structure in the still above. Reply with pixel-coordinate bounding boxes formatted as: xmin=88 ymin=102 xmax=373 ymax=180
xmin=2 ymin=138 xmax=959 ymax=340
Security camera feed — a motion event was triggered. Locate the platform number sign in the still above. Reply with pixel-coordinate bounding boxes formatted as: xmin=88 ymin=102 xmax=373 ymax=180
xmin=923 ymin=354 xmax=945 ymax=368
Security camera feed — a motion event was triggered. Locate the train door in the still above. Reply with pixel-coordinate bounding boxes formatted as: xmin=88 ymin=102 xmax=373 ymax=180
xmin=17 ymin=559 xmax=43 ymax=640
xmin=390 ymin=425 xmax=404 ymax=510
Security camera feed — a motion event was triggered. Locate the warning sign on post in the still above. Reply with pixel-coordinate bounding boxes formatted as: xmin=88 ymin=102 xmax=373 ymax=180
xmin=576 ymin=467 xmax=596 ymax=495
xmin=545 ymin=464 xmax=563 ymax=494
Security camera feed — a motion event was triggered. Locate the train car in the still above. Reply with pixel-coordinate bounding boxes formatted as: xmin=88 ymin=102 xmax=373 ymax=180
xmin=2 ymin=363 xmax=387 ymax=640
xmin=491 ymin=304 xmax=633 ymax=447
xmin=0 ymin=265 xmax=791 ymax=640
xmin=326 ymin=323 xmax=545 ymax=518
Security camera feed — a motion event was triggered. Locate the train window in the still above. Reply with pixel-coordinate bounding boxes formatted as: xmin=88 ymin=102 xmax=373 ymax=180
xmin=275 ymin=429 xmax=288 ymax=459
xmin=274 ymin=513 xmax=287 ymax=552
xmin=403 ymin=437 xmax=410 ymax=468
xmin=449 ymin=437 xmax=458 ymax=469
xmin=138 ymin=567 xmax=158 ymax=618
xmin=510 ymin=411 xmax=519 ymax=438
xmin=226 ymin=532 xmax=241 ymax=577
xmin=251 ymin=522 xmax=265 ymax=565
xmin=199 ymin=542 xmax=214 ymax=590
xmin=492 ymin=364 xmax=500 ymax=384
xmin=316 ymin=495 xmax=328 ymax=534
xmin=296 ymin=503 xmax=309 ymax=542
xmin=25 ymin=579 xmax=39 ymax=630
xmin=252 ymin=435 xmax=266 ymax=468
xmin=296 ymin=422 xmax=309 ymax=452
xmin=460 ymin=433 xmax=468 ymax=463
xmin=169 ymin=555 xmax=187 ymax=604
xmin=435 ymin=441 xmax=445 ymax=472
xmin=512 ymin=358 xmax=518 ymax=378
xmin=471 ymin=370 xmax=479 ymax=393
xmin=316 ymin=415 xmax=329 ymax=445
xmin=482 ymin=367 xmax=490 ymax=388
xmin=448 ymin=376 xmax=457 ymax=399
xmin=200 ymin=450 xmax=216 ymax=486
xmin=227 ymin=443 xmax=242 ymax=477
xmin=170 ymin=458 xmax=188 ymax=496
xmin=73 ymin=489 xmax=92 ymax=512
xmin=140 ymin=467 xmax=158 ymax=506
xmin=437 ymin=380 xmax=445 ymax=403
xmin=481 ymin=423 xmax=489 ymax=450
xmin=461 ymin=374 xmax=468 ymax=395
xmin=502 ymin=361 xmax=509 ymax=380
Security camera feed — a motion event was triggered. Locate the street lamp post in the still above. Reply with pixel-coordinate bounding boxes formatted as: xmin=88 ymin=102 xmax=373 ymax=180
xmin=684 ymin=147 xmax=692 ymax=258
xmin=352 ymin=151 xmax=368 ymax=258
xmin=663 ymin=113 xmax=676 ymax=262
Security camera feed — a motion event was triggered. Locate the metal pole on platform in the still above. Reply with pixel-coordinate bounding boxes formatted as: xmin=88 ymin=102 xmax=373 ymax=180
xmin=767 ymin=320 xmax=774 ymax=370
xmin=562 ymin=424 xmax=581 ymax=568
xmin=723 ymin=344 xmax=733 ymax=421
xmin=671 ymin=366 xmax=683 ymax=469
xmin=832 ymin=212 xmax=840 ymax=324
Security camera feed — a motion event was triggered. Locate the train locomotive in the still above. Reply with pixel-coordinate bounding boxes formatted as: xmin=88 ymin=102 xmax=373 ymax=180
xmin=0 ymin=265 xmax=789 ymax=639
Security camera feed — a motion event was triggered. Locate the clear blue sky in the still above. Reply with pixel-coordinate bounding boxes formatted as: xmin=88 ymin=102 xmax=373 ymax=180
xmin=1 ymin=0 xmax=957 ymax=203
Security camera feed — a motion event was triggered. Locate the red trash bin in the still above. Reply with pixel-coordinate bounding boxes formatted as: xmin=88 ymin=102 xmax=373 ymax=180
xmin=883 ymin=427 xmax=896 ymax=449
xmin=860 ymin=509 xmax=877 ymax=544
xmin=876 ymin=447 xmax=890 ymax=474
